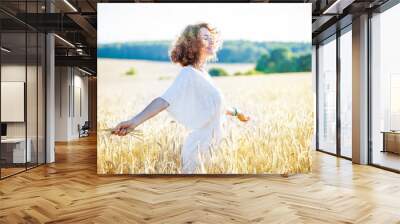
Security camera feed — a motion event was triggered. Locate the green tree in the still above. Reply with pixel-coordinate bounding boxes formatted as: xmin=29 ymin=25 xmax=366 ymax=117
xmin=270 ymin=48 xmax=293 ymax=72
xmin=208 ymin=67 xmax=229 ymax=77
xmin=295 ymin=54 xmax=311 ymax=72
xmin=255 ymin=53 xmax=270 ymax=73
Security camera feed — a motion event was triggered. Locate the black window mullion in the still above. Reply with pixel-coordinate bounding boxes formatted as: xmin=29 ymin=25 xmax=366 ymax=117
xmin=36 ymin=0 xmax=39 ymax=167
xmin=44 ymin=0 xmax=48 ymax=165
xmin=36 ymin=37 xmax=38 ymax=167
xmin=336 ymin=28 xmax=341 ymax=157
xmin=316 ymin=44 xmax=319 ymax=151
xmin=367 ymin=11 xmax=373 ymax=165
xmin=44 ymin=32 xmax=47 ymax=164
xmin=25 ymin=0 xmax=28 ymax=171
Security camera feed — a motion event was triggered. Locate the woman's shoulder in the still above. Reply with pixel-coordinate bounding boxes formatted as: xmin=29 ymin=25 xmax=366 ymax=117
xmin=177 ymin=65 xmax=199 ymax=79
xmin=181 ymin=65 xmax=197 ymax=74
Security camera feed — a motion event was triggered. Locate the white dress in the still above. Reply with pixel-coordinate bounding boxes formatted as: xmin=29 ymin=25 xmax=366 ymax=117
xmin=160 ymin=65 xmax=227 ymax=173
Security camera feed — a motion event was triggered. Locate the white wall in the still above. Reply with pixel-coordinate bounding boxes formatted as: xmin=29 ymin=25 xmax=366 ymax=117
xmin=55 ymin=67 xmax=89 ymax=141
xmin=1 ymin=65 xmax=37 ymax=138
xmin=55 ymin=66 xmax=69 ymax=141
xmin=1 ymin=65 xmax=26 ymax=137
xmin=71 ymin=72 xmax=89 ymax=139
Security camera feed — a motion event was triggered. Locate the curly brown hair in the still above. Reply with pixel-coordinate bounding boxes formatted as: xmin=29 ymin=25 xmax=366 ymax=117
xmin=170 ymin=23 xmax=221 ymax=67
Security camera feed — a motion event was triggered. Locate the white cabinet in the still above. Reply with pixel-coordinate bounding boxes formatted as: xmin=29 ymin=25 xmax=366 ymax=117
xmin=1 ymin=138 xmax=32 ymax=163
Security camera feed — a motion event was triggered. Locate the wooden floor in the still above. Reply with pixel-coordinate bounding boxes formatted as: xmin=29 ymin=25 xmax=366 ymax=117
xmin=373 ymin=150 xmax=400 ymax=171
xmin=0 ymin=167 xmax=26 ymax=178
xmin=1 ymin=163 xmax=45 ymax=178
xmin=0 ymin=135 xmax=400 ymax=223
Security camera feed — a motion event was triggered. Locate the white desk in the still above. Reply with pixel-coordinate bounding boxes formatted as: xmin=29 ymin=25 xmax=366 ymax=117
xmin=1 ymin=138 xmax=31 ymax=163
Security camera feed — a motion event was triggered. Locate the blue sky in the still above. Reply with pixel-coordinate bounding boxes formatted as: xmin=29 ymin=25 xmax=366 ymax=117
xmin=98 ymin=3 xmax=311 ymax=44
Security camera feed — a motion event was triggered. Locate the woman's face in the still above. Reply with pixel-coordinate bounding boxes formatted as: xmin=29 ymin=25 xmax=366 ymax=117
xmin=198 ymin=27 xmax=215 ymax=57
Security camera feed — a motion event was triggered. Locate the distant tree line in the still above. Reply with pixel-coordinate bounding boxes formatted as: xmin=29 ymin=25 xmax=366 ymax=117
xmin=99 ymin=41 xmax=172 ymax=61
xmin=255 ymin=48 xmax=311 ymax=73
xmin=98 ymin=40 xmax=311 ymax=73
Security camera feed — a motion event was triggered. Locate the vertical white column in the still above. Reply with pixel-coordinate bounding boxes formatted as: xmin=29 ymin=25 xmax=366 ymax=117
xmin=352 ymin=14 xmax=369 ymax=164
xmin=46 ymin=1 xmax=55 ymax=163
xmin=371 ymin=13 xmax=382 ymax=161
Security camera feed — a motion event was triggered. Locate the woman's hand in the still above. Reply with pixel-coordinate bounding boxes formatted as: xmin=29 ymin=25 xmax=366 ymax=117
xmin=225 ymin=107 xmax=250 ymax=122
xmin=111 ymin=97 xmax=169 ymax=136
xmin=112 ymin=119 xmax=138 ymax=136
xmin=237 ymin=112 xmax=250 ymax=122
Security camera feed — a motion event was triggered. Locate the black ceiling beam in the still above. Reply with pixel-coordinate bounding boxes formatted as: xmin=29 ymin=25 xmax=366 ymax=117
xmin=55 ymin=47 xmax=97 ymax=56
xmin=12 ymin=13 xmax=83 ymax=32
xmin=86 ymin=0 xmax=97 ymax=11
xmin=0 ymin=18 xmax=28 ymax=32
xmin=0 ymin=7 xmax=38 ymax=31
xmin=55 ymin=55 xmax=96 ymax=74
xmin=66 ymin=13 xmax=96 ymax=46
xmin=55 ymin=55 xmax=96 ymax=66
xmin=1 ymin=12 xmax=96 ymax=33
xmin=312 ymin=15 xmax=337 ymax=36
xmin=312 ymin=14 xmax=352 ymax=44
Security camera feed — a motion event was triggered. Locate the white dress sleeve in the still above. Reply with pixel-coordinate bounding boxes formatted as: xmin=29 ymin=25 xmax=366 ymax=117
xmin=160 ymin=67 xmax=223 ymax=130
xmin=160 ymin=68 xmax=191 ymax=110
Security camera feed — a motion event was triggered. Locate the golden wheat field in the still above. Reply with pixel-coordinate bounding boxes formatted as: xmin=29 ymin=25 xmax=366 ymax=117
xmin=97 ymin=59 xmax=314 ymax=174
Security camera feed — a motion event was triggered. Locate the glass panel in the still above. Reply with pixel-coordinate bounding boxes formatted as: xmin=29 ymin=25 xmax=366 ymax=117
xmin=390 ymin=74 xmax=400 ymax=130
xmin=340 ymin=29 xmax=352 ymax=158
xmin=27 ymin=30 xmax=38 ymax=169
xmin=371 ymin=3 xmax=400 ymax=171
xmin=1 ymin=31 xmax=27 ymax=177
xmin=26 ymin=0 xmax=39 ymax=169
xmin=38 ymin=32 xmax=45 ymax=165
xmin=0 ymin=1 xmax=46 ymax=178
xmin=318 ymin=37 xmax=337 ymax=154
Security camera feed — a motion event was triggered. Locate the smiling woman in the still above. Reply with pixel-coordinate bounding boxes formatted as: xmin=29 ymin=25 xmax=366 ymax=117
xmin=169 ymin=23 xmax=222 ymax=68
xmin=111 ymin=22 xmax=250 ymax=173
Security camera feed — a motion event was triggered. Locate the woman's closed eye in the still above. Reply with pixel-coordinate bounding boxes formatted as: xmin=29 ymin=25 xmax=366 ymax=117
xmin=202 ymin=36 xmax=212 ymax=42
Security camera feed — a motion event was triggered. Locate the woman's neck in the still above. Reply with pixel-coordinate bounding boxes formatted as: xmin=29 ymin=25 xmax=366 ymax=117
xmin=193 ymin=65 xmax=205 ymax=73
xmin=194 ymin=58 xmax=206 ymax=72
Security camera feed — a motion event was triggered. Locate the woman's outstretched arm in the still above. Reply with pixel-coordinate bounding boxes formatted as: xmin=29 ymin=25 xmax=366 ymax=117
xmin=113 ymin=97 xmax=169 ymax=136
